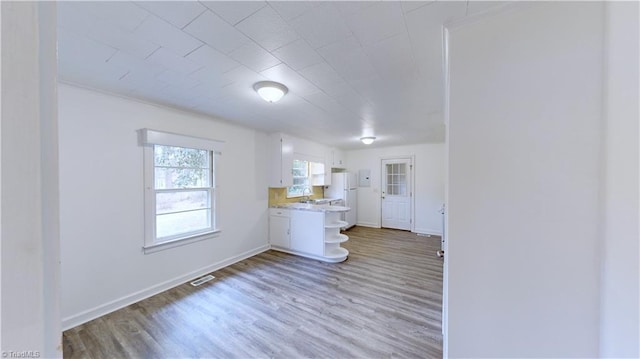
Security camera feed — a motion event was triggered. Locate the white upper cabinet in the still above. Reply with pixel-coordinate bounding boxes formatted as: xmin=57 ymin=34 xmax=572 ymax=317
xmin=269 ymin=133 xmax=293 ymax=187
xmin=293 ymin=137 xmax=325 ymax=161
xmin=333 ymin=148 xmax=345 ymax=168
xmin=309 ymin=161 xmax=325 ymax=186
xmin=270 ymin=133 xmax=331 ymax=188
xmin=325 ymin=147 xmax=346 ymax=169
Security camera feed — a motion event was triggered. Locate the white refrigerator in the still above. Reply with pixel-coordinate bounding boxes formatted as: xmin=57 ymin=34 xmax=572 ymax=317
xmin=325 ymin=172 xmax=357 ymax=229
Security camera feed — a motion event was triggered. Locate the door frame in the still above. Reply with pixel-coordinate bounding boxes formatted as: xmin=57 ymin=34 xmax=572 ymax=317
xmin=380 ymin=155 xmax=415 ymax=232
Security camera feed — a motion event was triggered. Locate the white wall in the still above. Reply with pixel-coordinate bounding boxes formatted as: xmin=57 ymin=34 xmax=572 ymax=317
xmin=599 ymin=2 xmax=639 ymax=357
xmin=58 ymin=84 xmax=270 ymax=329
xmin=345 ymin=143 xmax=444 ymax=235
xmin=1 ymin=2 xmax=61 ymax=356
xmin=446 ymin=3 xmax=604 ymax=357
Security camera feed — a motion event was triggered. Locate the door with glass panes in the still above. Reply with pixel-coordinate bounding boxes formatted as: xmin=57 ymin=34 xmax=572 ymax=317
xmin=381 ymin=158 xmax=412 ymax=230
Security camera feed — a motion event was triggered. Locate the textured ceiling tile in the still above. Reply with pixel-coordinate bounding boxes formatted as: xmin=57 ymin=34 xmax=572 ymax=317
xmin=134 ymin=16 xmax=203 ymax=56
xmin=56 ymin=0 xmax=457 ymax=146
xmin=326 ymin=83 xmax=373 ymax=115
xmin=222 ymin=65 xmax=265 ymax=86
xmin=145 ymin=47 xmax=202 ymax=76
xmin=134 ymin=1 xmax=207 ymax=29
xmin=229 ymin=42 xmax=282 ymax=73
xmin=332 ymin=1 xmax=377 ymax=17
xmin=346 ymin=2 xmax=405 ymax=45
xmin=57 ymin=28 xmax=118 ymax=65
xmin=183 ymin=10 xmax=251 ymax=54
xmin=200 ymin=1 xmax=267 ymax=25
xmin=235 ymin=6 xmax=299 ymax=51
xmin=466 ymin=1 xmax=508 ymax=15
xmin=268 ymin=1 xmax=314 ymax=21
xmin=188 ymin=67 xmax=235 ymax=88
xmin=297 ymin=62 xmax=347 ymax=92
xmin=67 ymin=1 xmax=150 ymax=32
xmin=58 ymin=4 xmax=158 ymax=59
xmin=363 ymin=33 xmax=418 ymax=80
xmin=301 ymin=91 xmax=350 ymax=116
xmin=106 ymin=50 xmax=167 ymax=78
xmin=185 ymin=45 xmax=240 ymax=73
xmin=259 ymin=63 xmax=319 ymax=97
xmin=155 ymin=69 xmax=201 ymax=90
xmin=290 ymin=3 xmax=353 ymax=49
xmin=316 ymin=37 xmax=377 ymax=82
xmin=271 ymin=39 xmax=323 ymax=71
xmin=400 ymin=1 xmax=435 ymax=14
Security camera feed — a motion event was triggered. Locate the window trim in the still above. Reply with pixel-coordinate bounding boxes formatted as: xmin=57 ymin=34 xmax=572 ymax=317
xmin=139 ymin=129 xmax=224 ymax=254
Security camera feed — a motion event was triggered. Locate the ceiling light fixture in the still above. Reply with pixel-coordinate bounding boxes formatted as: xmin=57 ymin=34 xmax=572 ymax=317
xmin=360 ymin=136 xmax=376 ymax=145
xmin=253 ymin=81 xmax=288 ymax=103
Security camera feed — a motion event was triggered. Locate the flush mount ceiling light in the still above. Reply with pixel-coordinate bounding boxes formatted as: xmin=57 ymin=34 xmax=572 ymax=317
xmin=360 ymin=136 xmax=376 ymax=145
xmin=253 ymin=81 xmax=288 ymax=103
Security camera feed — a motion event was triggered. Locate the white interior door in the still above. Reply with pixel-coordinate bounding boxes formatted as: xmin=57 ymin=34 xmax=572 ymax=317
xmin=381 ymin=159 xmax=412 ymax=230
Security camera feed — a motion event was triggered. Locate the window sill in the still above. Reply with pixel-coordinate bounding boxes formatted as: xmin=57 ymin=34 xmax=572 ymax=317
xmin=143 ymin=229 xmax=221 ymax=254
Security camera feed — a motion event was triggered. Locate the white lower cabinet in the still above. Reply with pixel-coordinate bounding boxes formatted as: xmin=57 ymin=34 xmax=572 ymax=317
xmin=269 ymin=209 xmax=290 ymax=248
xmin=269 ymin=208 xmax=349 ymax=262
xmin=290 ymin=210 xmax=324 ymax=256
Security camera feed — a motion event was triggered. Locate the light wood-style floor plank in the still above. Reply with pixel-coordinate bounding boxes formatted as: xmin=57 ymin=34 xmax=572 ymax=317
xmin=63 ymin=226 xmax=443 ymax=358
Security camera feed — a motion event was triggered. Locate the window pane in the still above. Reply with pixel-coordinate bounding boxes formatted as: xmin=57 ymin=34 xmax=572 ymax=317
xmin=292 ymin=160 xmax=308 ymax=177
xmin=397 ymin=174 xmax=406 ymax=186
xmin=154 ymin=145 xmax=209 ymax=168
xmin=287 ymin=185 xmax=307 ymax=197
xmin=155 ymin=168 xmax=210 ymax=189
xmin=156 ymin=209 xmax=211 ymax=240
xmin=293 ymin=177 xmax=309 ymax=186
xmin=156 ymin=190 xmax=209 ymax=215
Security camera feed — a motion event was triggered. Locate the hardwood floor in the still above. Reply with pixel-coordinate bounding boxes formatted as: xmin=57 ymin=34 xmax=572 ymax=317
xmin=63 ymin=227 xmax=443 ymax=358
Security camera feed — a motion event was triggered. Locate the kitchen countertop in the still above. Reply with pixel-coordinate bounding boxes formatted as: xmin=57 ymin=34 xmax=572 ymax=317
xmin=270 ymin=203 xmax=350 ymax=212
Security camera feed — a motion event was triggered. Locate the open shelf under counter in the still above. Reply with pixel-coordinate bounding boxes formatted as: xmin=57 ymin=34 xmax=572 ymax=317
xmin=323 ymin=246 xmax=349 ymax=262
xmin=325 ymin=233 xmax=349 ymax=244
xmin=324 ymin=220 xmax=349 ymax=229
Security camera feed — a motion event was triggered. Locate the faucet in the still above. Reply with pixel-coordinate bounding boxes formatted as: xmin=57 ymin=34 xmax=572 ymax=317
xmin=302 ymin=187 xmax=312 ymax=203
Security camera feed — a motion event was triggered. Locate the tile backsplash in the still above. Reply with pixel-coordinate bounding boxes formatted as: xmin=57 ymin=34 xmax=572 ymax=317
xmin=268 ymin=186 xmax=324 ymax=206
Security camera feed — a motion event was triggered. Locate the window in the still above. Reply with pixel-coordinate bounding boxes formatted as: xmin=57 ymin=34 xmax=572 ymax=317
xmin=154 ymin=145 xmax=213 ymax=240
xmin=141 ymin=129 xmax=222 ymax=253
xmin=385 ymin=163 xmax=407 ymax=195
xmin=287 ymin=159 xmax=310 ymax=197
xmin=287 ymin=159 xmax=325 ymax=197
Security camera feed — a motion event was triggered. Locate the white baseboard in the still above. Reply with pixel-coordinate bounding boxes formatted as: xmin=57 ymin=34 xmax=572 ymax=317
xmin=414 ymin=228 xmax=443 ymax=236
xmin=62 ymin=244 xmax=270 ymax=330
xmin=356 ymin=222 xmax=380 ymax=228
